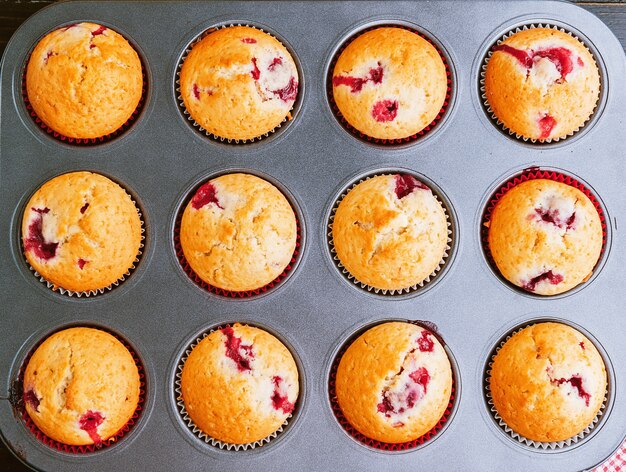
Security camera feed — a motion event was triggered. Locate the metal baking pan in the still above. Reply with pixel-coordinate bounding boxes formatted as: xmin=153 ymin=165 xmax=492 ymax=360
xmin=1 ymin=1 xmax=624 ymax=470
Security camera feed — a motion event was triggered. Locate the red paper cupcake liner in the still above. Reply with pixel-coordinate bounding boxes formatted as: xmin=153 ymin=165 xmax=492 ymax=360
xmin=481 ymin=168 xmax=608 ymax=293
xmin=328 ymin=320 xmax=456 ymax=451
xmin=173 ymin=183 xmax=302 ymax=299
xmin=327 ymin=24 xmax=453 ymax=145
xmin=12 ymin=326 xmax=146 ymax=454
xmin=22 ymin=25 xmax=147 ymax=146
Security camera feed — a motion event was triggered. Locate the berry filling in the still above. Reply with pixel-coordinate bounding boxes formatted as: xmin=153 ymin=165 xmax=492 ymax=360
xmin=270 ymin=376 xmax=295 ymax=414
xmin=44 ymin=51 xmax=57 ymax=64
xmin=191 ymin=182 xmax=223 ymax=210
xmin=580 ymin=341 xmax=585 ymax=350
xmin=377 ymin=366 xmax=430 ymax=417
xmin=271 ymin=76 xmax=298 ymax=102
xmin=268 ymin=57 xmax=283 ymax=71
xmin=394 ymin=174 xmax=427 ymax=199
xmin=250 ymin=58 xmax=261 ymax=80
xmin=371 ymin=99 xmax=398 ymax=122
xmin=192 ymin=83 xmax=213 ymax=100
xmin=521 ymin=270 xmax=564 ymax=292
xmin=534 ymin=206 xmax=576 ymax=230
xmin=79 ymin=410 xmax=105 ymax=444
xmin=493 ymin=45 xmax=576 ymax=82
xmin=77 ymin=258 xmax=88 ymax=270
xmin=417 ymin=330 xmax=434 ymax=353
xmin=332 ymin=63 xmax=384 ymax=93
xmin=80 ymin=202 xmax=89 ymax=214
xmin=538 ymin=114 xmax=557 ymax=139
xmin=23 ymin=389 xmax=40 ymax=412
xmin=552 ymin=374 xmax=591 ymax=406
xmin=578 ymin=57 xmax=585 ymax=67
xmin=221 ymin=326 xmax=254 ymax=372
xmin=24 ymin=208 xmax=58 ymax=261
xmin=241 ymin=38 xmax=257 ymax=44
xmin=91 ymin=26 xmax=107 ymax=36
xmin=63 ymin=23 xmax=78 ymax=31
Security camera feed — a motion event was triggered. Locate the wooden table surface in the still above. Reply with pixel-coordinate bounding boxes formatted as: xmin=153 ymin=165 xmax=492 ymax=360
xmin=1 ymin=1 xmax=624 ymax=470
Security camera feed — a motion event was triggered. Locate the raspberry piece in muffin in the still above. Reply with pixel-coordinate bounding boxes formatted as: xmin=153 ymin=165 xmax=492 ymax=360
xmin=180 ymin=323 xmax=299 ymax=444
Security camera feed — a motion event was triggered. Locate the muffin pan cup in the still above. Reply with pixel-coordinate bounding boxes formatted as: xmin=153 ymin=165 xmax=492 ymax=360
xmin=325 ymin=20 xmax=455 ymax=147
xmin=480 ymin=166 xmax=609 ymax=299
xmin=478 ymin=22 xmax=604 ymax=146
xmin=20 ymin=174 xmax=147 ymax=298
xmin=172 ymin=321 xmax=303 ymax=452
xmin=0 ymin=2 xmax=625 ymax=471
xmin=11 ymin=323 xmax=147 ymax=454
xmin=174 ymin=22 xmax=304 ymax=145
xmin=21 ymin=22 xmax=149 ymax=146
xmin=327 ymin=319 xmax=459 ymax=452
xmin=482 ymin=317 xmax=613 ymax=452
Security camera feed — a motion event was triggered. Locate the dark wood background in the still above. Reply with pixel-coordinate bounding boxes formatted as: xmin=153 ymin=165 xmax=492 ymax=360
xmin=1 ymin=1 xmax=624 ymax=470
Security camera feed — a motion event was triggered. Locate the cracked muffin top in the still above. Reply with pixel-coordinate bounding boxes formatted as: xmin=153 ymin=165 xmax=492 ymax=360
xmin=180 ymin=323 xmax=299 ymax=444
xmin=335 ymin=322 xmax=452 ymax=443
xmin=26 ymin=22 xmax=143 ymax=139
xmin=489 ymin=322 xmax=606 ymax=442
xmin=332 ymin=27 xmax=447 ymax=140
xmin=332 ymin=174 xmax=448 ymax=291
xmin=22 ymin=171 xmax=143 ymax=293
xmin=484 ymin=28 xmax=600 ymax=141
xmin=180 ymin=173 xmax=297 ymax=292
xmin=22 ymin=327 xmax=140 ymax=446
xmin=487 ymin=179 xmax=602 ymax=296
xmin=179 ymin=26 xmax=298 ymax=141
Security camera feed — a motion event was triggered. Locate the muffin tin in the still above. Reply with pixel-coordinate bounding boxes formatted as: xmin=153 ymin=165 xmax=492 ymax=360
xmin=0 ymin=1 xmax=624 ymax=471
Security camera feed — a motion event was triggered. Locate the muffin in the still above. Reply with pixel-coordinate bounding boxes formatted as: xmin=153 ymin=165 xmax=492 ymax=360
xmin=332 ymin=174 xmax=448 ymax=291
xmin=26 ymin=22 xmax=143 ymax=139
xmin=487 ymin=178 xmax=602 ymax=295
xmin=332 ymin=27 xmax=447 ymax=140
xmin=489 ymin=322 xmax=606 ymax=442
xmin=179 ymin=26 xmax=299 ymax=141
xmin=335 ymin=322 xmax=452 ymax=443
xmin=180 ymin=324 xmax=299 ymax=444
xmin=484 ymin=28 xmax=600 ymax=141
xmin=22 ymin=327 xmax=140 ymax=446
xmin=22 ymin=171 xmax=142 ymax=293
xmin=180 ymin=173 xmax=297 ymax=292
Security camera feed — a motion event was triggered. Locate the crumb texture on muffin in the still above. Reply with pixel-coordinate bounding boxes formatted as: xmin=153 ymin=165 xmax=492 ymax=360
xmin=488 ymin=179 xmax=602 ymax=295
xmin=22 ymin=327 xmax=140 ymax=446
xmin=180 ymin=173 xmax=297 ymax=292
xmin=489 ymin=322 xmax=607 ymax=442
xmin=484 ymin=28 xmax=600 ymax=140
xmin=180 ymin=323 xmax=299 ymax=444
xmin=332 ymin=27 xmax=447 ymax=140
xmin=335 ymin=322 xmax=452 ymax=443
xmin=26 ymin=22 xmax=143 ymax=139
xmin=180 ymin=26 xmax=298 ymax=141
xmin=22 ymin=171 xmax=142 ymax=293
xmin=332 ymin=174 xmax=448 ymax=291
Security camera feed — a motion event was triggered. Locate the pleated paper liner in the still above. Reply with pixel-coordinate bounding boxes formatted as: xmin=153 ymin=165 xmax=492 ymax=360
xmin=12 ymin=325 xmax=146 ymax=454
xmin=481 ymin=167 xmax=608 ymax=296
xmin=328 ymin=320 xmax=457 ymax=452
xmin=479 ymin=22 xmax=602 ymax=144
xmin=175 ymin=23 xmax=302 ymax=144
xmin=174 ymin=323 xmax=297 ymax=451
xmin=327 ymin=171 xmax=454 ymax=297
xmin=173 ymin=177 xmax=302 ymax=299
xmin=22 ymin=189 xmax=146 ymax=298
xmin=22 ymin=24 xmax=147 ymax=146
xmin=326 ymin=23 xmax=453 ymax=146
xmin=483 ymin=321 xmax=610 ymax=451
